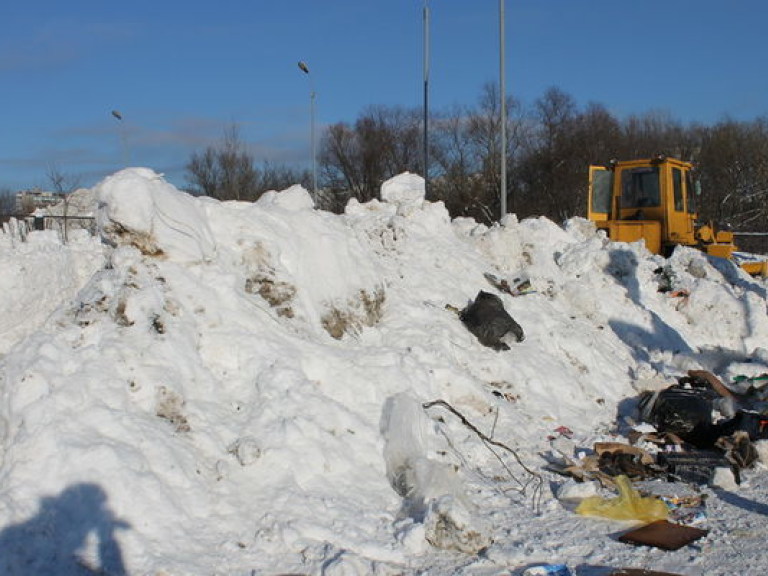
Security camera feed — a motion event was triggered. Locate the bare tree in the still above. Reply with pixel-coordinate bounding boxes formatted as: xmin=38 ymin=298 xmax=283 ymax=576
xmin=310 ymin=81 xmax=768 ymax=245
xmin=47 ymin=164 xmax=82 ymax=243
xmin=516 ymin=86 xmax=580 ymax=221
xmin=320 ymin=105 xmax=422 ymax=206
xmin=428 ymin=83 xmax=525 ymax=223
xmin=258 ymin=161 xmax=308 ymax=193
xmin=696 ymin=118 xmax=768 ymax=251
xmin=186 ymin=125 xmax=260 ymax=201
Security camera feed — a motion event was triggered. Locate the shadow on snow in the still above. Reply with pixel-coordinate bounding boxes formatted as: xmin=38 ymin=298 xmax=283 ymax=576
xmin=0 ymin=482 xmax=130 ymax=575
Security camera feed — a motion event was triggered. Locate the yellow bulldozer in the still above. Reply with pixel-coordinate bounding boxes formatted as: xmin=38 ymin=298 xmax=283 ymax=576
xmin=587 ymin=155 xmax=768 ymax=276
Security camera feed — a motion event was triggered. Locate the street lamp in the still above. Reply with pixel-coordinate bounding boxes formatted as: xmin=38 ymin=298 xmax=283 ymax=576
xmin=111 ymin=109 xmax=128 ymax=167
xmin=499 ymin=0 xmax=508 ymax=220
xmin=298 ymin=61 xmax=317 ymax=201
xmin=423 ymin=0 xmax=430 ymax=197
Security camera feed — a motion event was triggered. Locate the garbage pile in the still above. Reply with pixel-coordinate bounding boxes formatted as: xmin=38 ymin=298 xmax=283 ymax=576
xmin=548 ymin=369 xmax=768 ymax=489
xmin=545 ymin=369 xmax=768 ymax=554
xmin=637 ymin=369 xmax=768 ymax=484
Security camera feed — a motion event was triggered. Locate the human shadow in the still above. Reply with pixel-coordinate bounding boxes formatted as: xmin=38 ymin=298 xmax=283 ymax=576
xmin=715 ymin=489 xmax=768 ymax=516
xmin=0 ymin=482 xmax=130 ymax=575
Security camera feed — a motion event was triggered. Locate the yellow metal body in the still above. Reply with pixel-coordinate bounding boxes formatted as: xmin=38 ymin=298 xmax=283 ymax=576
xmin=587 ymin=156 xmax=766 ymax=276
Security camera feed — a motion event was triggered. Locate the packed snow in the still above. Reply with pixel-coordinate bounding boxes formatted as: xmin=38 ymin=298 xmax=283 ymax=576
xmin=1 ymin=168 xmax=767 ymax=575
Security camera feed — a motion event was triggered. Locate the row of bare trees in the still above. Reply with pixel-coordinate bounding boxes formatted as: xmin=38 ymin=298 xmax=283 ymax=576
xmin=183 ymin=85 xmax=768 ymax=250
xmin=185 ymin=125 xmax=310 ymax=201
xmin=317 ymin=85 xmax=768 ymax=234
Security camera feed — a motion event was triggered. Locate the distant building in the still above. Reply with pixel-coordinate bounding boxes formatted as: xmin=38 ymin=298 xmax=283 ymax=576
xmin=15 ymin=189 xmax=65 ymax=214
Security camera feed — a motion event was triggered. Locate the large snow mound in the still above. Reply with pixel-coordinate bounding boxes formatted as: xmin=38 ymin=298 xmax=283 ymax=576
xmin=0 ymin=169 xmax=767 ymax=575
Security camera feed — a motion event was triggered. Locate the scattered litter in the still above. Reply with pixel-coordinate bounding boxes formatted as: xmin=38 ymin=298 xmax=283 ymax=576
xmin=667 ymin=289 xmax=690 ymax=299
xmin=618 ymin=519 xmax=708 ymax=551
xmin=547 ymin=425 xmax=574 ymax=440
xmin=545 ymin=440 xmax=661 ymax=485
xmin=483 ymin=271 xmax=535 ymax=296
xmin=666 ymin=289 xmax=690 ymax=310
xmin=594 ymin=442 xmax=657 ymax=479
xmin=732 ymin=373 xmax=768 ymax=387
xmin=631 ymin=480 xmax=707 ymax=527
xmin=522 ymin=564 xmax=572 ymax=576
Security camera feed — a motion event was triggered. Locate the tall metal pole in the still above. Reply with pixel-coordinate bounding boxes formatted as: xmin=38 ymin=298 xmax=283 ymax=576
xmin=310 ymin=87 xmax=317 ymax=198
xmin=499 ymin=0 xmax=507 ymax=220
xmin=423 ymin=0 xmax=430 ymax=197
xmin=111 ymin=110 xmax=128 ymax=167
xmin=298 ymin=61 xmax=317 ymax=202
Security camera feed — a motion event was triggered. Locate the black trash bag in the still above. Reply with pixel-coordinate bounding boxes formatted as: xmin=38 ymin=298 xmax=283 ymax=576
xmin=643 ymin=386 xmax=717 ymax=448
xmin=459 ymin=290 xmax=524 ymax=351
xmin=715 ymin=410 xmax=768 ymax=441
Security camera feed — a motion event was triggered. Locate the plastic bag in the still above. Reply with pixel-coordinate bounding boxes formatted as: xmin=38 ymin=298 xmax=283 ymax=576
xmin=459 ymin=290 xmax=524 ymax=350
xmin=575 ymin=475 xmax=668 ymax=523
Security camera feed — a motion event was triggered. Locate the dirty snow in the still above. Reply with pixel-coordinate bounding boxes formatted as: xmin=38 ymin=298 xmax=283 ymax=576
xmin=1 ymin=168 xmax=767 ymax=575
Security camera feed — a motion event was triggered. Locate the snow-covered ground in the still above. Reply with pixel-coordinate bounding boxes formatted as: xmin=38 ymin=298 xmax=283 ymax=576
xmin=1 ymin=168 xmax=767 ymax=575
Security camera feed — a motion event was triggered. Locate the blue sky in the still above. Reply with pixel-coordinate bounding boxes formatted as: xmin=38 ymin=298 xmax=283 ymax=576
xmin=2 ymin=0 xmax=767 ymax=192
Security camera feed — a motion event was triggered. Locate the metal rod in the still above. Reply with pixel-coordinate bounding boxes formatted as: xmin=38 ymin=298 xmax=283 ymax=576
xmin=311 ymin=88 xmax=317 ymax=199
xmin=111 ymin=110 xmax=128 ymax=167
xmin=298 ymin=61 xmax=317 ymax=203
xmin=423 ymin=0 xmax=430 ymax=197
xmin=499 ymin=0 xmax=507 ymax=220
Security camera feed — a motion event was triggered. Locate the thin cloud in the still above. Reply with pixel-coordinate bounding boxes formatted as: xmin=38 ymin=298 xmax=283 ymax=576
xmin=0 ymin=20 xmax=139 ymax=72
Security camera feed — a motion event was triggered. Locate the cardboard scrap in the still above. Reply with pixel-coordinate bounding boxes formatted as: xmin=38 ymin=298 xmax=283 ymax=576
xmin=618 ymin=520 xmax=708 ymax=550
xmin=686 ymin=369 xmax=735 ymax=399
xmin=594 ymin=442 xmax=655 ymax=465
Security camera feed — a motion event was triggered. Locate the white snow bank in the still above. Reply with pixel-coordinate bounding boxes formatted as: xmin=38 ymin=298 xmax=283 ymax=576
xmin=0 ymin=229 xmax=105 ymax=354
xmin=96 ymin=168 xmax=216 ymax=263
xmin=381 ymin=172 xmax=426 ymax=216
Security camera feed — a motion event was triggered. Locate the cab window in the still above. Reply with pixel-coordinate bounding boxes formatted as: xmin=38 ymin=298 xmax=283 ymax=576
xmin=620 ymin=167 xmax=660 ymax=208
xmin=590 ymin=169 xmax=613 ymax=214
xmin=686 ymin=171 xmax=698 ymax=214
xmin=672 ymin=168 xmax=684 ymax=211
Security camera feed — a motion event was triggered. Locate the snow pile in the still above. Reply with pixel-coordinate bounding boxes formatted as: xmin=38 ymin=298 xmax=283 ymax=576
xmin=0 ymin=228 xmax=104 ymax=354
xmin=96 ymin=168 xmax=216 ymax=263
xmin=0 ymin=169 xmax=767 ymax=575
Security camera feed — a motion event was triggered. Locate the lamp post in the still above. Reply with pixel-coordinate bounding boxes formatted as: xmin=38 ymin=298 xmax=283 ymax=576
xmin=423 ymin=0 xmax=430 ymax=197
xmin=298 ymin=61 xmax=317 ymax=201
xmin=499 ymin=0 xmax=507 ymax=220
xmin=111 ymin=109 xmax=128 ymax=167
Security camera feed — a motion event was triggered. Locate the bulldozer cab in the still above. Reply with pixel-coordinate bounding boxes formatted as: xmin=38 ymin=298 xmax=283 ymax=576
xmin=588 ymin=157 xmax=699 ymax=255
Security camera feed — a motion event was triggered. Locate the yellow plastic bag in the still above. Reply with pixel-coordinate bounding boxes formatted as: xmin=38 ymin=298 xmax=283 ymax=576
xmin=576 ymin=475 xmax=668 ymax=523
